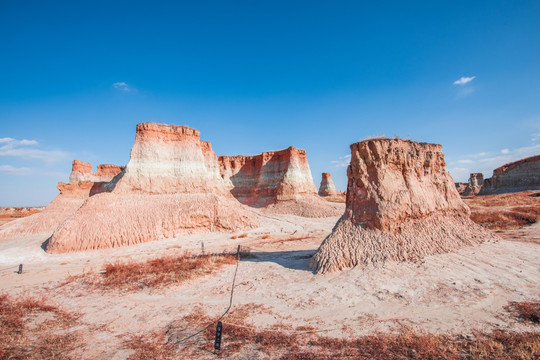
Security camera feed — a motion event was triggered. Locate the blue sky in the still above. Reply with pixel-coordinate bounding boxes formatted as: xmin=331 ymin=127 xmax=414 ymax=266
xmin=1 ymin=1 xmax=539 ymax=206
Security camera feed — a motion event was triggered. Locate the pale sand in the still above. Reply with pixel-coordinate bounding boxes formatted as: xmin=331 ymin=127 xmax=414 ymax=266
xmin=0 ymin=208 xmax=538 ymax=359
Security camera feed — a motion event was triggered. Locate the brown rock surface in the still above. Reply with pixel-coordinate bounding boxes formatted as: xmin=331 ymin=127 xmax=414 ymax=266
xmin=455 ymin=182 xmax=468 ymax=195
xmin=480 ymin=155 xmax=540 ymax=194
xmin=463 ymin=173 xmax=484 ymax=196
xmin=0 ymin=160 xmax=122 ymax=241
xmin=46 ymin=123 xmax=258 ymax=253
xmin=219 ymin=147 xmax=342 ymax=217
xmin=311 ymin=138 xmax=494 ymax=273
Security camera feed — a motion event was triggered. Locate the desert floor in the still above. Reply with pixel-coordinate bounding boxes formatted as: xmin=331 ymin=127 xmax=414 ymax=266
xmin=0 ymin=206 xmax=539 ymax=358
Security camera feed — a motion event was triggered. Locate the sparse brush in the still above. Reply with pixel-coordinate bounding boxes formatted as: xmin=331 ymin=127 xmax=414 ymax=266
xmin=72 ymin=252 xmax=238 ymax=292
xmin=507 ymin=301 xmax=540 ymax=324
xmin=0 ymin=293 xmax=81 ymax=359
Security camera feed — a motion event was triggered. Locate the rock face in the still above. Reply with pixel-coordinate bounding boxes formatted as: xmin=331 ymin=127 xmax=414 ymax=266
xmin=46 ymin=123 xmax=258 ymax=253
xmin=463 ymin=173 xmax=484 ymax=196
xmin=310 ymin=138 xmax=493 ymax=273
xmin=318 ymin=173 xmax=340 ymax=197
xmin=455 ymin=182 xmax=468 ymax=195
xmin=480 ymin=155 xmax=540 ymax=194
xmin=218 ymin=147 xmax=343 ymax=217
xmin=0 ymin=160 xmax=123 ymax=241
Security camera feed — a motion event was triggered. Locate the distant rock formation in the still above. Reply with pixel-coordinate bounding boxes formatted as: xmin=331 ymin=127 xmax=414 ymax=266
xmin=480 ymin=155 xmax=540 ymax=195
xmin=455 ymin=182 xmax=468 ymax=195
xmin=318 ymin=173 xmax=339 ymax=197
xmin=310 ymin=138 xmax=493 ymax=273
xmin=463 ymin=173 xmax=484 ymax=196
xmin=0 ymin=160 xmax=123 ymax=241
xmin=46 ymin=123 xmax=258 ymax=253
xmin=218 ymin=147 xmax=343 ymax=217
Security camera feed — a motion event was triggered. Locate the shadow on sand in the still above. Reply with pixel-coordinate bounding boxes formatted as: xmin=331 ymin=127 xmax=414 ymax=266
xmin=240 ymin=249 xmax=316 ymax=272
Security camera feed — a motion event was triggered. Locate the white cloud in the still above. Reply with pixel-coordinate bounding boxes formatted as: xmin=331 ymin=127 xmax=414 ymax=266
xmin=0 ymin=137 xmax=68 ymax=164
xmin=453 ymin=76 xmax=476 ymax=85
xmin=500 ymin=148 xmax=509 ymax=154
xmin=0 ymin=165 xmax=33 ymax=176
xmin=113 ymin=82 xmax=132 ymax=92
xmin=331 ymin=154 xmax=351 ymax=167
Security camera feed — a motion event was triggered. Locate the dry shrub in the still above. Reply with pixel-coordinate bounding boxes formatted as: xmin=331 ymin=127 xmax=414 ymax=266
xmin=0 ymin=293 xmax=80 ymax=359
xmin=141 ymin=305 xmax=540 ymax=359
xmin=124 ymin=331 xmax=175 ymax=360
xmin=465 ymin=191 xmax=540 ymax=230
xmin=81 ymin=252 xmax=238 ymax=292
xmin=261 ymin=234 xmax=270 ymax=240
xmin=238 ymin=233 xmax=248 ymax=238
xmin=507 ymin=301 xmax=540 ymax=324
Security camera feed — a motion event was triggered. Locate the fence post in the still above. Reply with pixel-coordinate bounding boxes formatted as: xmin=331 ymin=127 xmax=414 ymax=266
xmin=214 ymin=321 xmax=223 ymax=350
xmin=17 ymin=264 xmax=23 ymax=274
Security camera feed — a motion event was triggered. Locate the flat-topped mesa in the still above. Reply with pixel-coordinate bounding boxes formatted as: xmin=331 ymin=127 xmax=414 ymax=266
xmin=113 ymin=122 xmax=226 ymax=195
xmin=218 ymin=146 xmax=317 ymax=206
xmin=480 ymin=155 xmax=540 ymax=194
xmin=45 ymin=122 xmax=258 ymax=253
xmin=311 ymin=138 xmax=494 ymax=273
xmin=318 ymin=172 xmax=340 ymax=197
xmin=0 ymin=159 xmax=123 ymax=241
xmin=463 ymin=173 xmax=484 ymax=196
xmin=345 ymin=139 xmax=469 ymax=231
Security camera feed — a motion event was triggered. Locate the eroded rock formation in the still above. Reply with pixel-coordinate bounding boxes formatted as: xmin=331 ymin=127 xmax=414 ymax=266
xmin=218 ymin=147 xmax=343 ymax=217
xmin=480 ymin=155 xmax=540 ymax=195
xmin=463 ymin=173 xmax=484 ymax=196
xmin=455 ymin=182 xmax=468 ymax=195
xmin=318 ymin=173 xmax=339 ymax=197
xmin=0 ymin=160 xmax=123 ymax=241
xmin=310 ymin=138 xmax=493 ymax=273
xmin=46 ymin=123 xmax=258 ymax=253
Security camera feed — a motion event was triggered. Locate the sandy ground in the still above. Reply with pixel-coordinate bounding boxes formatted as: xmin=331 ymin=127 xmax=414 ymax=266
xmin=0 ymin=207 xmax=539 ymax=359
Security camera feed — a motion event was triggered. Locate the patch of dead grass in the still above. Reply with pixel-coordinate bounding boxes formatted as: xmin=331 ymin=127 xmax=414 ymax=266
xmin=507 ymin=300 xmax=540 ymax=324
xmin=0 ymin=293 xmax=81 ymax=359
xmin=62 ymin=252 xmax=238 ymax=292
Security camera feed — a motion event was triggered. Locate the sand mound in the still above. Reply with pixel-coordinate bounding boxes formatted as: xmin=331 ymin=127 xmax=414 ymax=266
xmin=46 ymin=193 xmax=256 ymax=252
xmin=311 ymin=138 xmax=496 ymax=273
xmin=0 ymin=160 xmax=123 ymax=241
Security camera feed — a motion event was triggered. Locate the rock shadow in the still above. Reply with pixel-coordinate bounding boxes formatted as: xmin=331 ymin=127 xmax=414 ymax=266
xmin=240 ymin=249 xmax=316 ymax=272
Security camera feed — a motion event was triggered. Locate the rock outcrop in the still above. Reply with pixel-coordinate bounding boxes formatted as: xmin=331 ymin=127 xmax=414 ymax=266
xmin=455 ymin=182 xmax=468 ymax=195
xmin=218 ymin=147 xmax=343 ymax=217
xmin=463 ymin=173 xmax=484 ymax=196
xmin=318 ymin=173 xmax=339 ymax=197
xmin=310 ymin=138 xmax=494 ymax=273
xmin=46 ymin=123 xmax=258 ymax=253
xmin=480 ymin=155 xmax=540 ymax=195
xmin=0 ymin=160 xmax=123 ymax=241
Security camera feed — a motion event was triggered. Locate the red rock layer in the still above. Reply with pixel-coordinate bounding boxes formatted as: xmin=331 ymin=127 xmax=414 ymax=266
xmin=480 ymin=155 xmax=540 ymax=194
xmin=113 ymin=122 xmax=226 ymax=195
xmin=219 ymin=147 xmax=343 ymax=217
xmin=310 ymin=138 xmax=494 ymax=273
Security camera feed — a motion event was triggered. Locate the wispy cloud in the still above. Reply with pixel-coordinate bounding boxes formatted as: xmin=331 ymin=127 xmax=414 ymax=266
xmin=453 ymin=76 xmax=476 ymax=85
xmin=113 ymin=81 xmax=132 ymax=92
xmin=331 ymin=154 xmax=351 ymax=167
xmin=0 ymin=137 xmax=69 ymax=164
xmin=0 ymin=165 xmax=33 ymax=176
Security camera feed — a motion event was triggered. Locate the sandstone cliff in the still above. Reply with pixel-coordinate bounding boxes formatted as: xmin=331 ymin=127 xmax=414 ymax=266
xmin=0 ymin=160 xmax=123 ymax=241
xmin=480 ymin=155 xmax=540 ymax=194
xmin=46 ymin=123 xmax=258 ymax=253
xmin=310 ymin=138 xmax=494 ymax=273
xmin=218 ymin=147 xmax=342 ymax=217
xmin=463 ymin=173 xmax=484 ymax=196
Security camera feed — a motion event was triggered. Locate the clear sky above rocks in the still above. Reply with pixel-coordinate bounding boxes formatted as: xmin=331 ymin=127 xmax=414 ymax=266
xmin=1 ymin=0 xmax=539 ymax=205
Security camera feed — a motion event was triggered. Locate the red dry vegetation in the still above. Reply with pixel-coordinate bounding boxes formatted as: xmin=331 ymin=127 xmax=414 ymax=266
xmin=0 ymin=293 xmax=81 ymax=360
xmin=125 ymin=302 xmax=540 ymax=359
xmin=66 ymin=252 xmax=238 ymax=292
xmin=465 ymin=191 xmax=540 ymax=230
